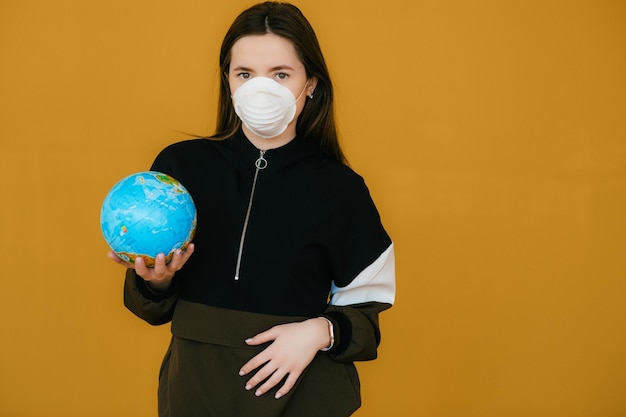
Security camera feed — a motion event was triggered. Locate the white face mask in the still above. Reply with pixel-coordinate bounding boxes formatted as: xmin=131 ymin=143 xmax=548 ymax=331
xmin=232 ymin=77 xmax=307 ymax=139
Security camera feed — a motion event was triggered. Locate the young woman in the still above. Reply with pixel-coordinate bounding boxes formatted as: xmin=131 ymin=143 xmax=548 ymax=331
xmin=109 ymin=2 xmax=395 ymax=416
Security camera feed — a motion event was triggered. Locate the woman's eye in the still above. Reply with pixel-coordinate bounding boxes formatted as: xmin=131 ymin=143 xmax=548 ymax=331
xmin=238 ymin=72 xmax=251 ymax=79
xmin=275 ymin=72 xmax=288 ymax=80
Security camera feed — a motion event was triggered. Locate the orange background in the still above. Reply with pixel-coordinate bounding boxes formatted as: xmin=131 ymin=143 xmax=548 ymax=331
xmin=1 ymin=1 xmax=625 ymax=416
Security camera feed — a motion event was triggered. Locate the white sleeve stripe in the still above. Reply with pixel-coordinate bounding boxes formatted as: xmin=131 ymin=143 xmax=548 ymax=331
xmin=330 ymin=243 xmax=396 ymax=306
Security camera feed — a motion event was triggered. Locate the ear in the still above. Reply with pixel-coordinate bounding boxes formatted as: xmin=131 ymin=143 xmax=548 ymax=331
xmin=307 ymin=76 xmax=318 ymax=97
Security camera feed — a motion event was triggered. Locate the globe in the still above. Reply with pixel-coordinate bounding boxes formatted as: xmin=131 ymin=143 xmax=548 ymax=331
xmin=100 ymin=171 xmax=197 ymax=267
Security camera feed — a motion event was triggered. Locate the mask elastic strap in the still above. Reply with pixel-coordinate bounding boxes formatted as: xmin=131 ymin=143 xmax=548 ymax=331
xmin=295 ymin=80 xmax=309 ymax=102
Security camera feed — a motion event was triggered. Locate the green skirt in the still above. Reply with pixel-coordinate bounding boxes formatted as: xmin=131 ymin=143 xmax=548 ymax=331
xmin=158 ymin=300 xmax=361 ymax=417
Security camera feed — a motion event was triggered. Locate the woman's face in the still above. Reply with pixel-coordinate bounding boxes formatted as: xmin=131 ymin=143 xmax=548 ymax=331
xmin=228 ymin=33 xmax=317 ymax=148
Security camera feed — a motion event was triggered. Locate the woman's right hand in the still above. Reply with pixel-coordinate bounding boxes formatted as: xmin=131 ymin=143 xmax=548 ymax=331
xmin=107 ymin=243 xmax=195 ymax=291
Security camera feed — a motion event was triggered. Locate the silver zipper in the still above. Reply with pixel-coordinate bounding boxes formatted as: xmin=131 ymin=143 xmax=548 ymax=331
xmin=234 ymin=150 xmax=267 ymax=281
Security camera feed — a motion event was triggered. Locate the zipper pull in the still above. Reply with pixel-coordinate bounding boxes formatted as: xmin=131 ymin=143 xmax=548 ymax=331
xmin=255 ymin=150 xmax=267 ymax=170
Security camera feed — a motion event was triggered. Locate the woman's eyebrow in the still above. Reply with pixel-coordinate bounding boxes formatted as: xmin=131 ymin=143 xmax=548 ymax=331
xmin=269 ymin=65 xmax=295 ymax=71
xmin=231 ymin=65 xmax=295 ymax=72
xmin=231 ymin=66 xmax=253 ymax=72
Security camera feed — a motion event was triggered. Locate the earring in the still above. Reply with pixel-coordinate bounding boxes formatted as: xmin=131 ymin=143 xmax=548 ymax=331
xmin=308 ymin=94 xmax=314 ymax=99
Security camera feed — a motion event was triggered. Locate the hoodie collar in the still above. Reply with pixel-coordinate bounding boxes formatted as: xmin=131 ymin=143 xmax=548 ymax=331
xmin=224 ymin=129 xmax=321 ymax=172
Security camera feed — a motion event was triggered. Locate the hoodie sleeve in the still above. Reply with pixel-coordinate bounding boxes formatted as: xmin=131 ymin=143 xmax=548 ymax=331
xmin=123 ymin=269 xmax=180 ymax=325
xmin=321 ymin=174 xmax=396 ymax=362
xmin=321 ymin=243 xmax=395 ymax=362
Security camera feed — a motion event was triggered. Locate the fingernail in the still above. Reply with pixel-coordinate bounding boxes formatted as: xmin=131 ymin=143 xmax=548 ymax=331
xmin=245 ymin=338 xmax=253 ymax=343
xmin=245 ymin=384 xmax=252 ymax=391
xmin=255 ymin=389 xmax=263 ymax=396
xmin=275 ymin=392 xmax=283 ymax=400
xmin=239 ymin=370 xmax=245 ymax=376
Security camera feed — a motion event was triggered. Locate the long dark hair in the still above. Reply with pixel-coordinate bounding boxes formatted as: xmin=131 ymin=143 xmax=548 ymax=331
xmin=213 ymin=1 xmax=346 ymax=164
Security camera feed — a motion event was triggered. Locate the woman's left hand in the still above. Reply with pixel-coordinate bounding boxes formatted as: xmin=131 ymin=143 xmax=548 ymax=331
xmin=239 ymin=318 xmax=331 ymax=399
